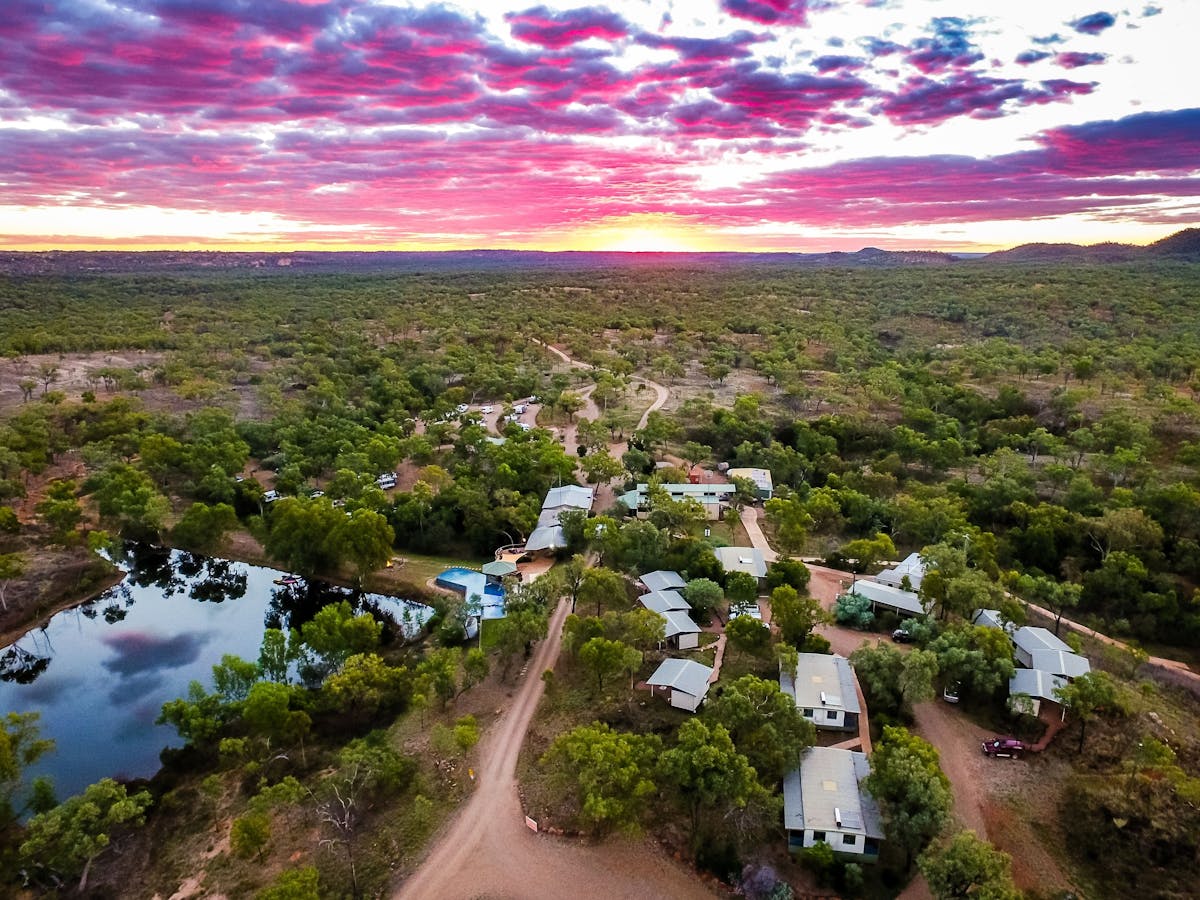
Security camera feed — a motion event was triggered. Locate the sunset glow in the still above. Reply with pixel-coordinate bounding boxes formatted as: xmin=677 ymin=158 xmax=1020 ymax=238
xmin=1 ymin=0 xmax=1196 ymax=251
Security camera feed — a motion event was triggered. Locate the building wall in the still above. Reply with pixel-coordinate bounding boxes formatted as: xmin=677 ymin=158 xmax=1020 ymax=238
xmin=1014 ymin=647 xmax=1035 ymax=668
xmin=670 ymin=689 xmax=701 ymax=712
xmin=674 ymin=632 xmax=699 ymax=650
xmin=799 ymin=706 xmax=856 ymax=731
xmin=790 ymin=828 xmax=873 ymax=857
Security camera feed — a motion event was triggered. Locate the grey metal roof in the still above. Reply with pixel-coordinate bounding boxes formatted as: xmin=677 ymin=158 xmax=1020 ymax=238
xmin=1009 ymin=667 xmax=1068 ymax=701
xmin=727 ymin=467 xmax=773 ymax=491
xmin=783 ymin=748 xmax=884 ymax=839
xmin=525 ymin=524 xmax=565 ymax=552
xmin=660 ymin=609 xmax=701 ymax=638
xmin=646 ymin=658 xmax=714 ymax=698
xmin=972 ymin=608 xmax=1016 ymax=633
xmin=782 ymin=653 xmax=861 ymax=714
xmin=1012 ymin=626 xmax=1073 ymax=655
xmin=536 ymin=506 xmax=569 ymax=528
xmin=876 ymin=552 xmax=926 ymax=590
xmin=636 ymin=483 xmax=736 ymax=501
xmin=640 ymin=570 xmax=687 ymax=593
xmin=639 ymin=590 xmax=691 ymax=614
xmin=481 ymin=560 xmax=517 ymax=577
xmin=1030 ymin=649 xmax=1091 ymax=678
xmin=848 ymin=580 xmax=924 ymax=616
xmin=715 ymin=546 xmax=768 ymax=578
xmin=542 ymin=485 xmax=594 ymax=511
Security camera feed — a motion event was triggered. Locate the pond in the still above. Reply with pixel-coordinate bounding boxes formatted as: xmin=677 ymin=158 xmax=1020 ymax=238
xmin=0 ymin=544 xmax=432 ymax=801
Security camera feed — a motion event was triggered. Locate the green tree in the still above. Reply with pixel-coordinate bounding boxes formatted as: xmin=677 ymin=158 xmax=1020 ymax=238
xmin=682 ymin=577 xmax=724 ymax=623
xmin=839 ymin=532 xmax=897 ymax=574
xmin=461 ymin=646 xmax=490 ymax=692
xmin=582 ymin=448 xmax=625 ymax=485
xmin=84 ymin=462 xmax=171 ymax=537
xmin=21 ymin=778 xmax=153 ymax=891
xmin=171 ymin=501 xmax=239 ymax=551
xmin=158 ymin=681 xmax=226 ymax=746
xmin=849 ymin=643 xmax=937 ymax=718
xmin=578 ymin=566 xmax=628 ymax=617
xmin=35 ymin=478 xmax=82 ymax=542
xmin=769 ymin=585 xmax=829 ymax=647
xmin=725 ymin=615 xmax=770 ymax=657
xmin=659 ymin=718 xmax=772 ymax=850
xmin=257 ymin=867 xmax=321 ymax=900
xmin=541 ymin=722 xmax=662 ymax=836
xmin=329 ymin=507 xmax=395 ymax=584
xmin=323 ymin=653 xmax=409 ymax=718
xmin=212 ymin=653 xmax=261 ymax=703
xmin=725 ymin=570 xmax=759 ymax=607
xmin=259 ymin=627 xmax=303 ymax=683
xmin=864 ymin=726 xmax=951 ymax=866
xmin=263 ymin=497 xmax=345 ymax=576
xmin=765 ymin=557 xmax=811 ymax=593
xmin=0 ymin=711 xmax=54 ymax=825
xmin=242 ymin=681 xmax=311 ymax=762
xmin=1016 ymin=574 xmax=1079 ymax=637
xmin=704 ymin=675 xmax=815 ymax=782
xmin=300 ymin=600 xmax=382 ymax=678
xmin=578 ymin=636 xmax=641 ymax=694
xmin=834 ymin=591 xmax=875 ymax=629
xmin=764 ymin=496 xmax=812 ymax=555
xmin=918 ymin=831 xmax=1021 ymax=900
xmin=1054 ymin=670 xmax=1119 ymax=753
xmin=929 ymin=626 xmax=1015 ymax=702
xmin=231 ymin=811 xmax=271 ymax=859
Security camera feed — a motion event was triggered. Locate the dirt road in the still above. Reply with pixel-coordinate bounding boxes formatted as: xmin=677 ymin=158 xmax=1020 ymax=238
xmin=395 ymin=598 xmax=716 ymax=900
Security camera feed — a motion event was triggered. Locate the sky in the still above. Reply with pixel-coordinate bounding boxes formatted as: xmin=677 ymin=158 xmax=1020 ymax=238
xmin=1 ymin=0 xmax=1197 ymax=252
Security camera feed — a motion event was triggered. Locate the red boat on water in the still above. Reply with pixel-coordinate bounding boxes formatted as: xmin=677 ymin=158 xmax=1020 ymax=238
xmin=273 ymin=575 xmax=302 ymax=587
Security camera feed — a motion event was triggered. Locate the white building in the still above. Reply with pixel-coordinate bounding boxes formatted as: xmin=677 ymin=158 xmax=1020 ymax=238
xmin=645 ymin=658 xmax=714 ymax=712
xmin=727 ymin=467 xmax=774 ymax=500
xmin=784 ymin=747 xmax=884 ymax=859
xmin=780 ymin=653 xmax=861 ymax=732
xmin=660 ymin=609 xmax=702 ymax=650
xmin=876 ymin=552 xmax=926 ymax=591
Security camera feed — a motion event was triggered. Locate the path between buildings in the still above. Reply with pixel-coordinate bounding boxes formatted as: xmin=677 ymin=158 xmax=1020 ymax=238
xmin=395 ymin=597 xmax=717 ymax=900
xmin=739 ymin=506 xmax=778 ymax=562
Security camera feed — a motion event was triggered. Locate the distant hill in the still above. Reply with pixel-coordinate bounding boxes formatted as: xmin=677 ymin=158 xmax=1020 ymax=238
xmin=0 ymin=229 xmax=1194 ymax=275
xmin=0 ymin=247 xmax=960 ymax=276
xmin=984 ymin=227 xmax=1200 ymax=263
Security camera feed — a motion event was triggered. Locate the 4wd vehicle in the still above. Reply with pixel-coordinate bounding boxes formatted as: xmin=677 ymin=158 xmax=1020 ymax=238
xmin=891 ymin=628 xmax=913 ymax=643
xmin=943 ymin=681 xmax=961 ymax=703
xmin=981 ymin=737 xmax=1026 ymax=758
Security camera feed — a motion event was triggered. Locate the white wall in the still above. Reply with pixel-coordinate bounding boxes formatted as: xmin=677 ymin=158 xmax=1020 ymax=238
xmin=675 ymin=632 xmax=699 ymax=650
xmin=802 ymin=829 xmax=868 ymax=856
xmin=670 ymin=690 xmax=701 ymax=712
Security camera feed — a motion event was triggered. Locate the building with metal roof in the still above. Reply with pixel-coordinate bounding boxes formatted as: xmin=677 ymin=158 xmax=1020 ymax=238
xmin=783 ymin=747 xmax=884 ymax=858
xmin=780 ymin=653 xmax=861 ymax=732
xmin=1009 ymin=668 xmax=1068 ymax=717
xmin=639 ymin=590 xmax=691 ymax=615
xmin=973 ymin=608 xmax=1016 ymax=633
xmin=1030 ymin=649 xmax=1091 ymax=679
xmin=727 ymin=467 xmax=773 ymax=499
xmin=1011 ymin=626 xmax=1073 ymax=668
xmin=876 ymin=552 xmax=926 ymax=591
xmin=542 ymin=485 xmax=595 ymax=510
xmin=622 ymin=483 xmax=735 ymax=519
xmin=640 ymin=570 xmax=687 ymax=593
xmin=645 ymin=658 xmax=714 ymax=712
xmin=847 ymin=580 xmax=924 ymax=617
xmin=715 ymin=546 xmax=768 ymax=580
xmin=659 ymin=609 xmax=702 ymax=650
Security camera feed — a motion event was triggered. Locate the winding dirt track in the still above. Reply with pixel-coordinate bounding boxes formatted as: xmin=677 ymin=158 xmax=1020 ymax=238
xmin=397 ymin=349 xmax=714 ymax=900
xmin=395 ymin=598 xmax=717 ymax=900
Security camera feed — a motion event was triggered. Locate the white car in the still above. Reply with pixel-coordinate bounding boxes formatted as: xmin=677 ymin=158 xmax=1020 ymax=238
xmin=455 ymin=404 xmax=469 ymax=413
xmin=262 ymin=489 xmax=280 ymax=502
xmin=481 ymin=405 xmax=494 ymax=414
xmin=376 ymin=474 xmax=397 ymax=488
xmin=512 ymin=404 xmax=527 ymax=414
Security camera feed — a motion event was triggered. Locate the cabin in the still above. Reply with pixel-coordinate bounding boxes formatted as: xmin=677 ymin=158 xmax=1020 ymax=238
xmin=1009 ymin=668 xmax=1068 ymax=717
xmin=876 ymin=552 xmax=926 ymax=591
xmin=1011 ymin=626 xmax=1073 ymax=669
xmin=659 ymin=609 xmax=702 ymax=650
xmin=639 ymin=570 xmax=687 ymax=593
xmin=525 ymin=484 xmax=595 ymax=553
xmin=784 ymin=747 xmax=884 ymax=859
xmin=715 ymin=546 xmax=768 ymax=582
xmin=645 ymin=658 xmax=714 ymax=712
xmin=781 ymin=653 xmax=861 ymax=732
xmin=639 ymin=590 xmax=691 ymax=615
xmin=622 ymin=483 xmax=735 ymax=519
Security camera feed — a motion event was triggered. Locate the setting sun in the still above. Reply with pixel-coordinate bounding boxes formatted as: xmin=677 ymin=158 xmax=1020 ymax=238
xmin=573 ymin=215 xmax=719 ymax=253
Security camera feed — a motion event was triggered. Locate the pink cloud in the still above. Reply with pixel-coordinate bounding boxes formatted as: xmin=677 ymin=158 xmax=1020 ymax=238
xmin=506 ymin=6 xmax=629 ymax=49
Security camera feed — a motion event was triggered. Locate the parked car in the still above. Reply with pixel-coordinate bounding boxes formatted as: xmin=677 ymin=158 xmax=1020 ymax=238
xmin=376 ymin=473 xmax=397 ymax=489
xmin=455 ymin=404 xmax=469 ymax=413
xmin=943 ymin=682 xmax=961 ymax=703
xmin=981 ymin=737 xmax=1026 ymax=758
xmin=481 ymin=405 xmax=494 ymax=413
xmin=512 ymin=403 xmax=527 ymax=414
xmin=262 ymin=489 xmax=280 ymax=503
xmin=891 ymin=628 xmax=913 ymax=643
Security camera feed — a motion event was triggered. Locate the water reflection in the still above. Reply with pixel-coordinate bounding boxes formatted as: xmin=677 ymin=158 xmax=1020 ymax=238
xmin=0 ymin=544 xmax=431 ymax=799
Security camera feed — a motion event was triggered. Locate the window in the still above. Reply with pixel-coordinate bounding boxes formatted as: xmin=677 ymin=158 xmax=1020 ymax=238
xmin=843 ymin=834 xmax=857 ymax=846
xmin=802 ymin=708 xmax=813 ymax=717
xmin=826 ymin=710 xmax=838 ymax=720
xmin=811 ymin=831 xmax=826 ymax=843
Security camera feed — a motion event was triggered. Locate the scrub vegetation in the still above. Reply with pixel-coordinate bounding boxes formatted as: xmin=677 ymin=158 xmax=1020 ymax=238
xmin=0 ymin=258 xmax=1198 ymax=897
